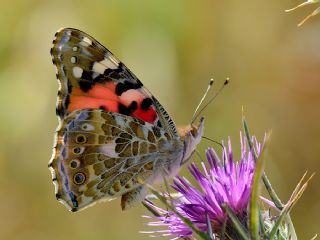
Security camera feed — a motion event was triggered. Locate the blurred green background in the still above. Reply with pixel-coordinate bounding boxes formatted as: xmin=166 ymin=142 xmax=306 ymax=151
xmin=0 ymin=0 xmax=319 ymax=239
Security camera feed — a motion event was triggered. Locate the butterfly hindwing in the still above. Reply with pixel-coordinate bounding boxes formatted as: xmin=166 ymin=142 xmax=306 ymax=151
xmin=51 ymin=28 xmax=178 ymax=136
xmin=49 ymin=109 xmax=174 ymax=211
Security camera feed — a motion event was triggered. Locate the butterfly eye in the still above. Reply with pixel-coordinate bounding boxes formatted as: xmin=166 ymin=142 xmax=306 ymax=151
xmin=73 ymin=172 xmax=86 ymax=185
xmin=70 ymin=159 xmax=80 ymax=169
xmin=76 ymin=134 xmax=87 ymax=144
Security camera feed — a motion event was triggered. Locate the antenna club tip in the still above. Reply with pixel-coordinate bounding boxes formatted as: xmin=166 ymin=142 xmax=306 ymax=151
xmin=224 ymin=78 xmax=230 ymax=85
xmin=209 ymin=78 xmax=214 ymax=86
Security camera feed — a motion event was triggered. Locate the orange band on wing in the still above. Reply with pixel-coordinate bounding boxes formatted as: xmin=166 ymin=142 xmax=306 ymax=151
xmin=68 ymin=82 xmax=158 ymax=124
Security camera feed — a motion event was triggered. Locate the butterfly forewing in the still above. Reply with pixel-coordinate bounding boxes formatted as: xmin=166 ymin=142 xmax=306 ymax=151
xmin=51 ymin=28 xmax=177 ymax=135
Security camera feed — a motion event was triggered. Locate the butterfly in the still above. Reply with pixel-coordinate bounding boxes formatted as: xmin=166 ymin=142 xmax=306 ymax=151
xmin=49 ymin=28 xmax=204 ymax=212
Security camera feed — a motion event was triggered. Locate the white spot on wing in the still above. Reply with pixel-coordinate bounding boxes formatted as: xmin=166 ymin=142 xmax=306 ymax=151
xmin=81 ymin=123 xmax=94 ymax=131
xmin=92 ymin=56 xmax=119 ymax=74
xmin=84 ymin=37 xmax=92 ymax=44
xmin=92 ymin=61 xmax=107 ymax=74
xmin=73 ymin=66 xmax=83 ymax=78
xmin=80 ymin=37 xmax=92 ymax=47
xmin=71 ymin=56 xmax=76 ymax=64
xmin=73 ymin=46 xmax=78 ymax=52
xmin=114 ymin=115 xmax=126 ymax=126
xmin=100 ymin=143 xmax=118 ymax=158
xmin=100 ymin=58 xmax=119 ymax=70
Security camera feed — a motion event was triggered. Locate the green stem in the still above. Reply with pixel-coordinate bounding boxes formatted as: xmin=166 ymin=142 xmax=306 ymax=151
xmin=262 ymin=173 xmax=283 ymax=209
xmin=242 ymin=118 xmax=297 ymax=240
xmin=243 ymin=119 xmax=283 ymax=207
xmin=249 ymin=133 xmax=270 ymax=239
xmin=222 ymin=204 xmax=250 ymax=240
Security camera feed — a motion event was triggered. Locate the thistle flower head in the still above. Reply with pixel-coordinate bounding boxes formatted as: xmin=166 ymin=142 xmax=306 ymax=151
xmin=143 ymin=132 xmax=264 ymax=239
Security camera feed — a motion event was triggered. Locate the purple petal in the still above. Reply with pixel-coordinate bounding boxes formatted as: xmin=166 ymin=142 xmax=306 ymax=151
xmin=143 ymin=131 xmax=264 ymax=238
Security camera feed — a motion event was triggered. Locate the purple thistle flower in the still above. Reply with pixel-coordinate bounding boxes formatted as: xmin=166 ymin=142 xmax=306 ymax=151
xmin=143 ymin=132 xmax=264 ymax=239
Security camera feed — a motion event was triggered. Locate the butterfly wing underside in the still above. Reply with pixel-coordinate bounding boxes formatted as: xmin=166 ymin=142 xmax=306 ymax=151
xmin=49 ymin=109 xmax=174 ymax=211
xmin=49 ymin=28 xmax=181 ymax=211
xmin=50 ymin=28 xmax=177 ymax=135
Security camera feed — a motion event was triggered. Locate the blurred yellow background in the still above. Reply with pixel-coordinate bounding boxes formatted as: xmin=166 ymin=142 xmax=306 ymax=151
xmin=0 ymin=0 xmax=319 ymax=239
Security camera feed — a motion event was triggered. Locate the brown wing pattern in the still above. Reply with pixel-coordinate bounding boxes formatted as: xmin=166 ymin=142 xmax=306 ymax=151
xmin=48 ymin=109 xmax=172 ymax=211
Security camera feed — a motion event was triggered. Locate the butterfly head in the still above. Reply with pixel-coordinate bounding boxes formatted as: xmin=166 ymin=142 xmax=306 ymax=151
xmin=178 ymin=117 xmax=204 ymax=165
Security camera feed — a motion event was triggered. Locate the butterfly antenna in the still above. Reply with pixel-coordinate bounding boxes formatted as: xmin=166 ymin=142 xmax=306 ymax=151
xmin=195 ymin=150 xmax=204 ymax=161
xmin=202 ymin=136 xmax=223 ymax=149
xmin=192 ymin=78 xmax=229 ymax=123
xmin=191 ymin=79 xmax=215 ymax=124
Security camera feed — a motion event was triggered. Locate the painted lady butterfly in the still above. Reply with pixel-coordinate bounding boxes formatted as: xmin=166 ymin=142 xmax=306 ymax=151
xmin=49 ymin=28 xmax=204 ymax=212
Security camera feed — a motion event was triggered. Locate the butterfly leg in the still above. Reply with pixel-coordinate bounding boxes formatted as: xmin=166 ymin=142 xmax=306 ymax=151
xmin=121 ymin=185 xmax=147 ymax=210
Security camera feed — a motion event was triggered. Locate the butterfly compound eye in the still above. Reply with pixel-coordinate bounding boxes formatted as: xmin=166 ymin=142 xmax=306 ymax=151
xmin=73 ymin=172 xmax=86 ymax=185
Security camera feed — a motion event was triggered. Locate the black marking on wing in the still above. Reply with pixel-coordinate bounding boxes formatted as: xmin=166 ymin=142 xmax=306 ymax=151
xmin=141 ymin=98 xmax=153 ymax=111
xmin=115 ymin=80 xmax=143 ymax=96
